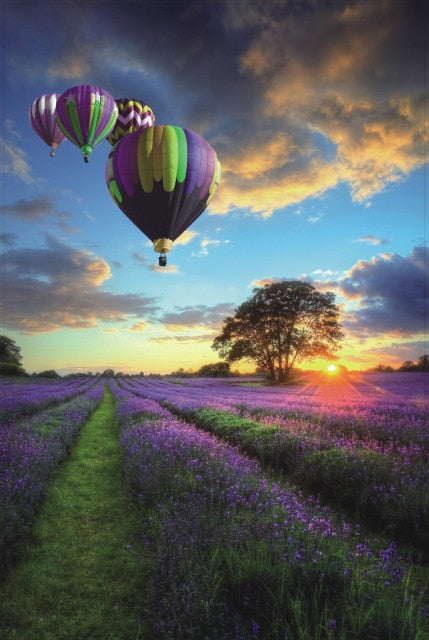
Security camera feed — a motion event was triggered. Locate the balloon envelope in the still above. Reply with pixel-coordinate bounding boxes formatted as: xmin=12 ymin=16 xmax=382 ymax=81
xmin=55 ymin=84 xmax=118 ymax=162
xmin=29 ymin=93 xmax=67 ymax=156
xmin=106 ymin=125 xmax=221 ymax=263
xmin=107 ymin=98 xmax=155 ymax=145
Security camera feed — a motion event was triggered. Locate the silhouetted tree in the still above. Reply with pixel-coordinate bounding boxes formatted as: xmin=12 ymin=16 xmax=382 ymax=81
xmin=0 ymin=335 xmax=26 ymax=376
xmin=212 ymin=281 xmax=343 ymax=382
xmin=36 ymin=369 xmax=60 ymax=378
xmin=400 ymin=360 xmax=417 ymax=371
xmin=372 ymin=364 xmax=394 ymax=372
xmin=417 ymin=355 xmax=429 ymax=371
xmin=197 ymin=362 xmax=231 ymax=377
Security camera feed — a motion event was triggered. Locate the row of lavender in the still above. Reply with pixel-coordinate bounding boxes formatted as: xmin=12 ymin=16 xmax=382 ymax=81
xmin=117 ymin=374 xmax=429 ymax=551
xmin=0 ymin=378 xmax=105 ymax=575
xmin=0 ymin=375 xmax=101 ymax=423
xmin=111 ymin=378 xmax=428 ymax=639
xmin=118 ymin=373 xmax=429 ymax=453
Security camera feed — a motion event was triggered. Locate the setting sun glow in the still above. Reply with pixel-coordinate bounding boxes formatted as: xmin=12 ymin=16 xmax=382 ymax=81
xmin=327 ymin=364 xmax=338 ymax=373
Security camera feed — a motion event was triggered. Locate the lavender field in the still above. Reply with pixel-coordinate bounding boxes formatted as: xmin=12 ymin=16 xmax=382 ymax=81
xmin=1 ymin=371 xmax=428 ymax=638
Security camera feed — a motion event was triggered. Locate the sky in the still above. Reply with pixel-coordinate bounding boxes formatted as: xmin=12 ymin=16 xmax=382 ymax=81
xmin=0 ymin=0 xmax=427 ymax=375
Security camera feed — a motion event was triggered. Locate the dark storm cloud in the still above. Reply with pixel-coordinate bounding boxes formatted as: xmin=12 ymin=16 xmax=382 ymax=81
xmin=0 ymin=235 xmax=159 ymax=333
xmin=5 ymin=0 xmax=427 ymax=214
xmin=0 ymin=233 xmax=17 ymax=246
xmin=0 ymin=195 xmax=56 ymax=220
xmin=333 ymin=246 xmax=428 ymax=337
xmin=0 ymin=195 xmax=78 ymax=233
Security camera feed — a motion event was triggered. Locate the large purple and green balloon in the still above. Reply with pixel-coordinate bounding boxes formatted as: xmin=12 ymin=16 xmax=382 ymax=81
xmin=55 ymin=84 xmax=118 ymax=162
xmin=107 ymin=98 xmax=155 ymax=146
xmin=106 ymin=125 xmax=221 ymax=265
xmin=29 ymin=93 xmax=67 ymax=157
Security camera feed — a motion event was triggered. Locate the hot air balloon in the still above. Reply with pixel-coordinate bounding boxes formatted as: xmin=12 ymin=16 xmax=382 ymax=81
xmin=55 ymin=84 xmax=118 ymax=162
xmin=28 ymin=93 xmax=67 ymax=157
xmin=106 ymin=125 xmax=221 ymax=266
xmin=107 ymin=98 xmax=155 ymax=146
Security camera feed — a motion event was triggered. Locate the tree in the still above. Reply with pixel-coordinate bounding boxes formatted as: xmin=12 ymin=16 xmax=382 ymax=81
xmin=36 ymin=369 xmax=61 ymax=378
xmin=399 ymin=355 xmax=429 ymax=372
xmin=197 ymin=362 xmax=231 ymax=377
xmin=417 ymin=355 xmax=429 ymax=371
xmin=0 ymin=335 xmax=26 ymax=376
xmin=212 ymin=281 xmax=344 ymax=382
xmin=400 ymin=360 xmax=415 ymax=371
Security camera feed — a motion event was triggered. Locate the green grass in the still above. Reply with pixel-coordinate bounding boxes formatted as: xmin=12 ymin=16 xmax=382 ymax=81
xmin=0 ymin=387 xmax=149 ymax=640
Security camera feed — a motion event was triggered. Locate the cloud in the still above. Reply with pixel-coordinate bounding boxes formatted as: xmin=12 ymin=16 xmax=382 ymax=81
xmin=216 ymin=0 xmax=427 ymax=212
xmin=174 ymin=230 xmax=198 ymax=246
xmin=47 ymin=51 xmax=91 ymax=80
xmin=0 ymin=195 xmax=56 ymax=220
xmin=0 ymin=137 xmax=36 ymax=185
xmin=149 ymin=263 xmax=179 ymax=273
xmin=152 ymin=334 xmax=215 ymax=345
xmin=330 ymin=246 xmax=428 ymax=337
xmin=133 ymin=252 xmax=148 ymax=265
xmin=251 ymin=277 xmax=278 ymax=288
xmin=0 ymin=233 xmax=17 ymax=247
xmin=0 ymin=235 xmax=159 ymax=333
xmin=5 ymin=0 xmax=427 ymax=219
xmin=356 ymin=235 xmax=389 ymax=245
xmin=128 ymin=321 xmax=149 ymax=333
xmin=0 ymin=195 xmax=79 ymax=234
xmin=191 ymin=237 xmax=230 ymax=258
xmin=160 ymin=302 xmax=235 ymax=331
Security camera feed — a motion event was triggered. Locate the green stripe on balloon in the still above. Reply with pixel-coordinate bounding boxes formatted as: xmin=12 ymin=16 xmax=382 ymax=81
xmin=173 ymin=126 xmax=187 ymax=184
xmin=109 ymin=179 xmax=123 ymax=204
xmin=162 ymin=126 xmax=178 ymax=192
xmin=87 ymin=96 xmax=101 ymax=146
xmin=67 ymin=100 xmax=84 ymax=147
xmin=93 ymin=106 xmax=118 ymax=148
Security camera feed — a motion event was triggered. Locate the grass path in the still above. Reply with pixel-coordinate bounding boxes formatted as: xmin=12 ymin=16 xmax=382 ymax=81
xmin=0 ymin=388 xmax=148 ymax=640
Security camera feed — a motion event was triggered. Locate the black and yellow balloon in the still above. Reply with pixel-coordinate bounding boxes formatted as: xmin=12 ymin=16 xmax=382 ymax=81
xmin=106 ymin=125 xmax=221 ymax=265
xmin=106 ymin=98 xmax=155 ymax=146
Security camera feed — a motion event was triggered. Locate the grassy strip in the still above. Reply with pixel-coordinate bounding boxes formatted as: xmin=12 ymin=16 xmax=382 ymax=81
xmin=0 ymin=387 xmax=148 ymax=640
xmin=1 ymin=384 xmax=104 ymax=576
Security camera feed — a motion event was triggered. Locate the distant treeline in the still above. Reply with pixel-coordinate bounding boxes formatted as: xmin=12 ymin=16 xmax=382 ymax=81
xmin=1 ymin=334 xmax=428 ymax=378
xmin=370 ymin=355 xmax=428 ymax=373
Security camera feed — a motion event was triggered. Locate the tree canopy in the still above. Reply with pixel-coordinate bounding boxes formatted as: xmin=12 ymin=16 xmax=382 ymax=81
xmin=399 ymin=355 xmax=429 ymax=372
xmin=0 ymin=335 xmax=26 ymax=376
xmin=212 ymin=281 xmax=344 ymax=382
xmin=197 ymin=362 xmax=231 ymax=377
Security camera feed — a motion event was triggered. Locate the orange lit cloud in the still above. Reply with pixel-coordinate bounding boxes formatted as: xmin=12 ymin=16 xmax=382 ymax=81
xmin=207 ymin=1 xmax=427 ymax=216
xmin=47 ymin=51 xmax=90 ymax=79
xmin=128 ymin=321 xmax=149 ymax=333
xmin=0 ymin=235 xmax=159 ymax=333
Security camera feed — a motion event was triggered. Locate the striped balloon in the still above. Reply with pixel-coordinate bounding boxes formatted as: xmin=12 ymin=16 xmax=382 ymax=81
xmin=106 ymin=125 xmax=221 ymax=265
xmin=55 ymin=84 xmax=118 ymax=162
xmin=29 ymin=93 xmax=67 ymax=156
xmin=107 ymin=98 xmax=155 ymax=145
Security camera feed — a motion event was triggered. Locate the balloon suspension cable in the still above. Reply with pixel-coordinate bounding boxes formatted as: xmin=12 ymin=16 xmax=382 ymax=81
xmin=158 ymin=251 xmax=167 ymax=267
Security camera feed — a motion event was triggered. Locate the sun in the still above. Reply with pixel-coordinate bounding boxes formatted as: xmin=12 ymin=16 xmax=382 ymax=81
xmin=326 ymin=364 xmax=338 ymax=374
